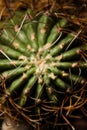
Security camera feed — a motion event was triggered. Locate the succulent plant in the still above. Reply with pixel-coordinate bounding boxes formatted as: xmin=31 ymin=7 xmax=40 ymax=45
xmin=0 ymin=9 xmax=87 ymax=129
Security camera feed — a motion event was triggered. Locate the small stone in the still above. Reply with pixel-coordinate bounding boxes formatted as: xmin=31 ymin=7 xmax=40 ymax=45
xmin=1 ymin=117 xmax=29 ymax=130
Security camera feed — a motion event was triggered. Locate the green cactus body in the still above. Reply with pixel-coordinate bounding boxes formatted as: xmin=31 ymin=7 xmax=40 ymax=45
xmin=0 ymin=10 xmax=87 ymax=126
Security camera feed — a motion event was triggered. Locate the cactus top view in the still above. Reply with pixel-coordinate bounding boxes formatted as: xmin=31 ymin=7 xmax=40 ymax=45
xmin=0 ymin=8 xmax=87 ymax=129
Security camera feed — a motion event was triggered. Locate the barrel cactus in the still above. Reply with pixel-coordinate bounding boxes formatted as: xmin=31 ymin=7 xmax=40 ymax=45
xmin=0 ymin=9 xmax=87 ymax=129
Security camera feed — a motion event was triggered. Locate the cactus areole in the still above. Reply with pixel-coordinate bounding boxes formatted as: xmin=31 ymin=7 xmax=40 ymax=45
xmin=0 ymin=10 xmax=87 ymax=126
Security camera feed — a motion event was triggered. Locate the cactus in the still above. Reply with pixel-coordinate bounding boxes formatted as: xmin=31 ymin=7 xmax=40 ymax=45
xmin=0 ymin=9 xmax=87 ymax=129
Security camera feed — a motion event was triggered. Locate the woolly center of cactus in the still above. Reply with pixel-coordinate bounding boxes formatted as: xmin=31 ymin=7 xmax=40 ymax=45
xmin=33 ymin=52 xmax=56 ymax=79
xmin=19 ymin=46 xmax=57 ymax=83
